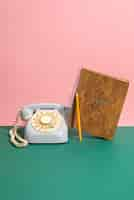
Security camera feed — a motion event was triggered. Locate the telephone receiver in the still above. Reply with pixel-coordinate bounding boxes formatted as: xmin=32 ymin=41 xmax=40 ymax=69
xmin=9 ymin=103 xmax=70 ymax=148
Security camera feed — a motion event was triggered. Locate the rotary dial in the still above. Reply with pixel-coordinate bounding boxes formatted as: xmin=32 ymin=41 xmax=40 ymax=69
xmin=31 ymin=110 xmax=62 ymax=133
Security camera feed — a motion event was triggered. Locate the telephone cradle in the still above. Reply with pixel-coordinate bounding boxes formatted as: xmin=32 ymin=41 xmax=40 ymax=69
xmin=9 ymin=103 xmax=69 ymax=148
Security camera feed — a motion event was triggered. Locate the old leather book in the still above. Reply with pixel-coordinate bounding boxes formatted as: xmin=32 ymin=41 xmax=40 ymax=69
xmin=71 ymin=68 xmax=129 ymax=139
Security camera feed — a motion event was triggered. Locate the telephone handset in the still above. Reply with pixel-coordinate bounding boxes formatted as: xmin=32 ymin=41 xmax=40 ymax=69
xmin=9 ymin=103 xmax=69 ymax=147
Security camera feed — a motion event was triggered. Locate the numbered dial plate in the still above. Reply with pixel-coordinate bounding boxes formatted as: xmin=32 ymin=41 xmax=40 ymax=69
xmin=31 ymin=110 xmax=62 ymax=133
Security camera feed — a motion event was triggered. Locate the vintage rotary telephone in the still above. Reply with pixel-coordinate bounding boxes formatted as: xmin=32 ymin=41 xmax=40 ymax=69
xmin=9 ymin=103 xmax=69 ymax=147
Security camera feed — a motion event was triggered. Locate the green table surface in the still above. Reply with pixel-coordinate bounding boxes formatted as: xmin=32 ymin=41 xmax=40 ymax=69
xmin=0 ymin=127 xmax=134 ymax=200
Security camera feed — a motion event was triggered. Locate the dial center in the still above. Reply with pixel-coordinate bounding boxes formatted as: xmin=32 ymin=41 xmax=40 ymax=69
xmin=40 ymin=115 xmax=52 ymax=125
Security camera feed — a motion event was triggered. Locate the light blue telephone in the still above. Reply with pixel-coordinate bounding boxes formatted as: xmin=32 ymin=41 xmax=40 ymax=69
xmin=9 ymin=103 xmax=69 ymax=147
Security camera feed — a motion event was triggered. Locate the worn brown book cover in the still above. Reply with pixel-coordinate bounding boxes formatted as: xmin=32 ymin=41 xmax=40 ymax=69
xmin=71 ymin=68 xmax=129 ymax=139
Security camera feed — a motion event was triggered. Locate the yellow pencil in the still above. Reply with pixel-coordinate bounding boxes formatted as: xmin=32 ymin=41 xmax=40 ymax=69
xmin=76 ymin=92 xmax=82 ymax=142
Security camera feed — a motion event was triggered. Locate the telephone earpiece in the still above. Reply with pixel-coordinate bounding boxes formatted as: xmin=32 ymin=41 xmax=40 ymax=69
xmin=20 ymin=108 xmax=34 ymax=121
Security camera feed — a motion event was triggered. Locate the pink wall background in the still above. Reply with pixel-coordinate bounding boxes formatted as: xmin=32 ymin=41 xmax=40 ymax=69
xmin=0 ymin=0 xmax=133 ymax=125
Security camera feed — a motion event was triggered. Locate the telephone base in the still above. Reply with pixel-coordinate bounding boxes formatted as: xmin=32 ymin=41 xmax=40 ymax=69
xmin=24 ymin=119 xmax=68 ymax=144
